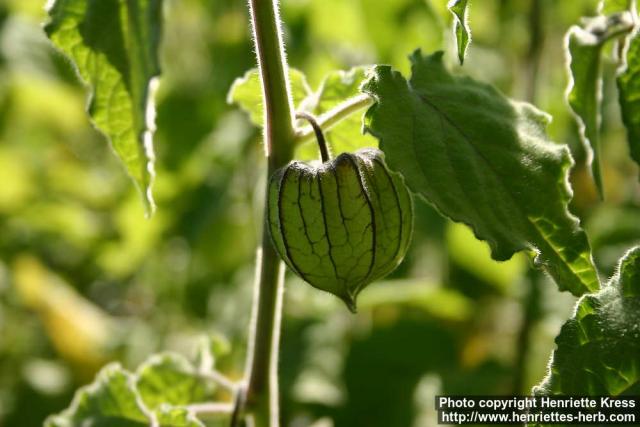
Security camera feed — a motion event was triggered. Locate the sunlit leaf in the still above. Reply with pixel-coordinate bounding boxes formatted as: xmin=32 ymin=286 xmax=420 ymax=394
xmin=156 ymin=407 xmax=205 ymax=427
xmin=136 ymin=353 xmax=211 ymax=410
xmin=363 ymin=50 xmax=600 ymax=296
xmin=298 ymin=66 xmax=377 ymax=159
xmin=45 ymin=364 xmax=150 ymax=427
xmin=565 ymin=13 xmax=634 ymax=198
xmin=600 ymin=0 xmax=634 ymax=14
xmin=447 ymin=0 xmax=471 ymax=65
xmin=534 ymin=246 xmax=640 ymax=395
xmin=229 ymin=66 xmax=376 ymax=161
xmin=45 ymin=0 xmax=163 ymax=214
xmin=617 ymin=29 xmax=640 ymax=174
xmin=45 ymin=352 xmax=225 ymax=426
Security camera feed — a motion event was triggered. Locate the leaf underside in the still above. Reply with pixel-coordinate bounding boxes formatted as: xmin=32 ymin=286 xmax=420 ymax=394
xmin=534 ymin=247 xmax=640 ymax=396
xmin=617 ymin=30 xmax=640 ymax=174
xmin=45 ymin=354 xmax=213 ymax=427
xmin=45 ymin=0 xmax=162 ymax=214
xmin=363 ymin=50 xmax=600 ymax=296
xmin=565 ymin=13 xmax=634 ymax=198
xmin=447 ymin=0 xmax=471 ymax=65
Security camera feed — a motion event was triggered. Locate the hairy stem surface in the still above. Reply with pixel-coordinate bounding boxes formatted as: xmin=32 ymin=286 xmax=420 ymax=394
xmin=244 ymin=0 xmax=296 ymax=426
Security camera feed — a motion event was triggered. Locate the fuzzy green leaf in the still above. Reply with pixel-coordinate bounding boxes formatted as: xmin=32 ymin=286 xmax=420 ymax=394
xmin=363 ymin=50 xmax=600 ymax=296
xmin=46 ymin=353 xmax=224 ymax=426
xmin=229 ymin=67 xmax=375 ymax=161
xmin=136 ymin=353 xmax=211 ymax=410
xmin=617 ymin=30 xmax=640 ymax=174
xmin=156 ymin=407 xmax=205 ymax=427
xmin=447 ymin=0 xmax=471 ymax=65
xmin=45 ymin=0 xmax=162 ymax=215
xmin=565 ymin=14 xmax=634 ymax=198
xmin=600 ymin=0 xmax=634 ymax=14
xmin=45 ymin=364 xmax=150 ymax=427
xmin=301 ymin=66 xmax=377 ymax=158
xmin=534 ymin=246 xmax=640 ymax=395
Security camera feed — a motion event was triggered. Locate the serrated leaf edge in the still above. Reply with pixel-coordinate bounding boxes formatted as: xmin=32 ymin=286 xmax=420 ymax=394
xmin=361 ymin=53 xmax=600 ymax=295
xmin=533 ymin=245 xmax=640 ymax=397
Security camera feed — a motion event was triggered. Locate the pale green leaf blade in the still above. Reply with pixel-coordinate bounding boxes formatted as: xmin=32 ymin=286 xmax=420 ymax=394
xmin=156 ymin=407 xmax=205 ymax=427
xmin=565 ymin=14 xmax=634 ymax=198
xmin=227 ymin=68 xmax=312 ymax=127
xmin=136 ymin=353 xmax=212 ymax=410
xmin=362 ymin=50 xmax=600 ymax=296
xmin=45 ymin=364 xmax=151 ymax=427
xmin=231 ymin=66 xmax=376 ymax=161
xmin=299 ymin=66 xmax=377 ymax=159
xmin=45 ymin=0 xmax=162 ymax=214
xmin=533 ymin=246 xmax=640 ymax=395
xmin=447 ymin=0 xmax=471 ymax=65
xmin=617 ymin=30 xmax=640 ymax=173
xmin=316 ymin=66 xmax=370 ymax=112
xmin=600 ymin=0 xmax=634 ymax=14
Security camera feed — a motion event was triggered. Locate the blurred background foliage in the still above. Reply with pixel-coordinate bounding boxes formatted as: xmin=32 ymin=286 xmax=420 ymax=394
xmin=0 ymin=0 xmax=639 ymax=426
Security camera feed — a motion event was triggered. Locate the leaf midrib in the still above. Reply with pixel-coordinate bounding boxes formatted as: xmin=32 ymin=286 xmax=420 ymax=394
xmin=412 ymin=86 xmax=592 ymax=291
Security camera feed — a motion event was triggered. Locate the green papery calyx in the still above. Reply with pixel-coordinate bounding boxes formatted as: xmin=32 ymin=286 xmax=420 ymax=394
xmin=268 ymin=148 xmax=413 ymax=311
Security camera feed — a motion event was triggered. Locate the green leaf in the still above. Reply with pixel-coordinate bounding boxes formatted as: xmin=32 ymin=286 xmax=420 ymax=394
xmin=229 ymin=67 xmax=376 ymax=161
xmin=362 ymin=50 xmax=600 ymax=296
xmin=447 ymin=0 xmax=471 ymax=65
xmin=136 ymin=353 xmax=211 ymax=410
xmin=45 ymin=0 xmax=163 ymax=215
xmin=156 ymin=407 xmax=205 ymax=427
xmin=300 ymin=66 xmax=377 ymax=159
xmin=565 ymin=13 xmax=634 ymax=198
xmin=617 ymin=30 xmax=640 ymax=174
xmin=45 ymin=364 xmax=150 ymax=427
xmin=534 ymin=246 xmax=640 ymax=395
xmin=227 ymin=68 xmax=312 ymax=127
xmin=46 ymin=352 xmax=228 ymax=426
xmin=600 ymin=0 xmax=634 ymax=14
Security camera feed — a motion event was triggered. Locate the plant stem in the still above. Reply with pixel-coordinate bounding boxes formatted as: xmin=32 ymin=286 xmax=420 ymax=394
xmin=244 ymin=0 xmax=296 ymax=426
xmin=295 ymin=94 xmax=373 ymax=143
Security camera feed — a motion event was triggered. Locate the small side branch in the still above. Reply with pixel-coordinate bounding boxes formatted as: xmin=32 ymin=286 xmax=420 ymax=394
xmin=187 ymin=402 xmax=235 ymax=416
xmin=295 ymin=94 xmax=374 ymax=143
xmin=196 ymin=369 xmax=238 ymax=393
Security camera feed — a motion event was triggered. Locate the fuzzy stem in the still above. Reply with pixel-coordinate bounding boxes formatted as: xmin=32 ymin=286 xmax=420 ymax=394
xmin=295 ymin=94 xmax=373 ymax=143
xmin=244 ymin=0 xmax=296 ymax=426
